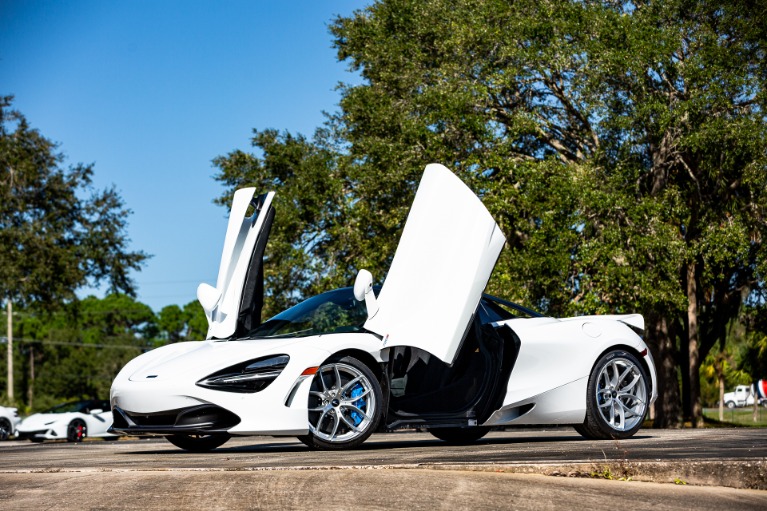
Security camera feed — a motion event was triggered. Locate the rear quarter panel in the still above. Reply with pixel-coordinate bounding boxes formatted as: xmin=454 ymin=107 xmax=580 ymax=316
xmin=498 ymin=317 xmax=647 ymax=407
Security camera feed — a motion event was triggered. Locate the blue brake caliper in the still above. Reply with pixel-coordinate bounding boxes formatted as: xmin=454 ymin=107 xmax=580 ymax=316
xmin=350 ymin=384 xmax=366 ymax=426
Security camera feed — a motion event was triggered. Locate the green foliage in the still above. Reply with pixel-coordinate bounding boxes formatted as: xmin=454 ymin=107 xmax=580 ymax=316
xmin=738 ymin=305 xmax=767 ymax=380
xmin=213 ymin=129 xmax=351 ymax=317
xmin=158 ymin=305 xmax=185 ymax=343
xmin=0 ymin=96 xmax=148 ymax=306
xmin=0 ymin=294 xmax=154 ymax=409
xmin=0 ymin=293 xmax=214 ymax=411
xmin=183 ymin=300 xmax=208 ymax=341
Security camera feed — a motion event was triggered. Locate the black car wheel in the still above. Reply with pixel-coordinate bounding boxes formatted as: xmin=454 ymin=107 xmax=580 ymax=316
xmin=67 ymin=419 xmax=88 ymax=442
xmin=576 ymin=349 xmax=649 ymax=440
xmin=298 ymin=356 xmax=383 ymax=450
xmin=0 ymin=418 xmax=11 ymax=441
xmin=429 ymin=427 xmax=490 ymax=445
xmin=165 ymin=434 xmax=230 ymax=452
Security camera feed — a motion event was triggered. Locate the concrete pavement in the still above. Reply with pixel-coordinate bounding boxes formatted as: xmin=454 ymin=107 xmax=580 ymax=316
xmin=1 ymin=428 xmax=765 ymax=509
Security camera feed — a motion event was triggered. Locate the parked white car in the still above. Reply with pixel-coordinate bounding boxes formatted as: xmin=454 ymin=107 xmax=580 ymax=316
xmin=16 ymin=400 xmax=118 ymax=442
xmin=0 ymin=405 xmax=21 ymax=440
xmin=111 ymin=164 xmax=657 ymax=452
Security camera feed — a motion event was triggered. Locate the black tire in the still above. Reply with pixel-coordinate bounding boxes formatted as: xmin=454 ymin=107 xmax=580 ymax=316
xmin=726 ymin=401 xmax=736 ymax=409
xmin=429 ymin=427 xmax=490 ymax=445
xmin=67 ymin=419 xmax=88 ymax=442
xmin=576 ymin=349 xmax=649 ymax=440
xmin=297 ymin=356 xmax=383 ymax=450
xmin=165 ymin=434 xmax=230 ymax=452
xmin=0 ymin=418 xmax=11 ymax=441
xmin=0 ymin=419 xmax=13 ymax=441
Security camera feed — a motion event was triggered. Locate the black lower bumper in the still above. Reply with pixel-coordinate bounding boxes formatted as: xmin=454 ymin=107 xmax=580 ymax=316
xmin=15 ymin=430 xmax=49 ymax=440
xmin=109 ymin=405 xmax=240 ymax=436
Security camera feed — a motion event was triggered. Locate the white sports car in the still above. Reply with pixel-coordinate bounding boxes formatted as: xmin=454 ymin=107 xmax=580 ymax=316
xmin=0 ymin=405 xmax=21 ymax=440
xmin=110 ymin=164 xmax=657 ymax=451
xmin=16 ymin=400 xmax=118 ymax=442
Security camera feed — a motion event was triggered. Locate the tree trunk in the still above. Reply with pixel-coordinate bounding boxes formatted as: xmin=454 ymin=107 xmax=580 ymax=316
xmin=680 ymin=329 xmax=690 ymax=421
xmin=647 ymin=314 xmax=681 ymax=427
xmin=718 ymin=373 xmax=724 ymax=422
xmin=6 ymin=299 xmax=12 ymax=402
xmin=687 ymin=262 xmax=704 ymax=428
xmin=27 ymin=345 xmax=34 ymax=410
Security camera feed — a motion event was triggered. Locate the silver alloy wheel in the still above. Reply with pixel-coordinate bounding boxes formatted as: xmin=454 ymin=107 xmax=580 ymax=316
xmin=595 ymin=357 xmax=647 ymax=432
xmin=307 ymin=362 xmax=377 ymax=443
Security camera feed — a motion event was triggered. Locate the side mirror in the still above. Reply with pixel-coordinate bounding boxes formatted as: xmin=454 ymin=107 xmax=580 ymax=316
xmin=197 ymin=283 xmax=223 ymax=320
xmin=90 ymin=409 xmax=103 ymax=415
xmin=354 ymin=269 xmax=379 ymax=320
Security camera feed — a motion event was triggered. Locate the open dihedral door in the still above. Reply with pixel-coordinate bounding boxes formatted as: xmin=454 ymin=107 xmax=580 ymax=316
xmin=197 ymin=188 xmax=275 ymax=340
xmin=364 ymin=164 xmax=506 ymax=364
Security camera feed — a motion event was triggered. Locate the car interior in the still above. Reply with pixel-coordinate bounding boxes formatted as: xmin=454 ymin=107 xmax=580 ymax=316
xmin=386 ymin=316 xmax=521 ymax=427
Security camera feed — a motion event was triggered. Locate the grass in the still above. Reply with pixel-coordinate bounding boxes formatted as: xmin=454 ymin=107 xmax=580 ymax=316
xmin=702 ymin=407 xmax=767 ymax=427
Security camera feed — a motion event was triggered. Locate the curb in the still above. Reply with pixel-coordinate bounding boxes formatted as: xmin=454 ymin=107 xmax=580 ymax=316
xmin=422 ymin=460 xmax=767 ymax=490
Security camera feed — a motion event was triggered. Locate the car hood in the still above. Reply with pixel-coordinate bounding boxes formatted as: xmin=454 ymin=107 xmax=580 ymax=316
xmin=17 ymin=413 xmax=66 ymax=430
xmin=127 ymin=337 xmax=309 ymax=383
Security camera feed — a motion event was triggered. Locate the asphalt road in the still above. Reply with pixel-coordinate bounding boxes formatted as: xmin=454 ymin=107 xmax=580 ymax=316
xmin=1 ymin=428 xmax=766 ymax=510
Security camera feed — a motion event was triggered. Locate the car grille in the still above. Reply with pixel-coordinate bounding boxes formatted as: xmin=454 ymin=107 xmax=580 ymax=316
xmin=112 ymin=405 xmax=240 ymax=434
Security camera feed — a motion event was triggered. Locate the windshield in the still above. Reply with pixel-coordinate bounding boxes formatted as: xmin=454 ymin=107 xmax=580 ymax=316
xmin=246 ymin=287 xmax=368 ymax=339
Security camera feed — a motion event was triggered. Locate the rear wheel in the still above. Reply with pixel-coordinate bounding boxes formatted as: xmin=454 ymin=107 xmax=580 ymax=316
xmin=67 ymin=419 xmax=87 ymax=442
xmin=297 ymin=356 xmax=383 ymax=450
xmin=429 ymin=427 xmax=490 ymax=445
xmin=576 ymin=350 xmax=649 ymax=440
xmin=0 ymin=418 xmax=11 ymax=440
xmin=165 ymin=434 xmax=230 ymax=452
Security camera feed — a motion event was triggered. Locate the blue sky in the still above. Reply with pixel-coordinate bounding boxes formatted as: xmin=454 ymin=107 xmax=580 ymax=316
xmin=1 ymin=1 xmax=366 ymax=311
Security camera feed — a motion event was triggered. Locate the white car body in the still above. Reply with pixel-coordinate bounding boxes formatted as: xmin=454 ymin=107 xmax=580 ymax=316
xmin=111 ymin=164 xmax=658 ymax=450
xmin=0 ymin=405 xmax=21 ymax=440
xmin=16 ymin=400 xmax=118 ymax=442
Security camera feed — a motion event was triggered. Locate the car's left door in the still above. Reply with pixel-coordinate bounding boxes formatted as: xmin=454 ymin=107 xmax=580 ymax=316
xmin=363 ymin=164 xmax=506 ymax=364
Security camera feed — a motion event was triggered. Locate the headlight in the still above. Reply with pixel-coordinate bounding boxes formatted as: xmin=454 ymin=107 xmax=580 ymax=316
xmin=196 ymin=355 xmax=289 ymax=393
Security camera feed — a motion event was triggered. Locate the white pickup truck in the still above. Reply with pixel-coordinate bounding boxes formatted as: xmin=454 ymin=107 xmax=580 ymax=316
xmin=724 ymin=383 xmax=767 ymax=408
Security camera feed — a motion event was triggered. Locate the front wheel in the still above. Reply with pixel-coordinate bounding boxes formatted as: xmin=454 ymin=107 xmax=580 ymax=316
xmin=67 ymin=419 xmax=87 ymax=442
xmin=725 ymin=401 xmax=736 ymax=409
xmin=430 ymin=427 xmax=490 ymax=445
xmin=297 ymin=356 xmax=383 ymax=450
xmin=576 ymin=350 xmax=649 ymax=440
xmin=165 ymin=434 xmax=230 ymax=452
